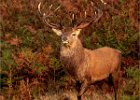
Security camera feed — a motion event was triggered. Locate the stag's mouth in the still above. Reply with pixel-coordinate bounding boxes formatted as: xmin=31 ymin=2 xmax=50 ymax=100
xmin=62 ymin=41 xmax=69 ymax=44
xmin=62 ymin=39 xmax=69 ymax=44
xmin=62 ymin=41 xmax=70 ymax=47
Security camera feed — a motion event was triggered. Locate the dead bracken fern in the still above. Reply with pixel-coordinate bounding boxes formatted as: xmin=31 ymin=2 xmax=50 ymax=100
xmin=0 ymin=0 xmax=139 ymax=100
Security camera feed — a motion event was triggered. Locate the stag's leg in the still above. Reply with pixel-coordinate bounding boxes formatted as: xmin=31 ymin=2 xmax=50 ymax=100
xmin=78 ymin=80 xmax=89 ymax=100
xmin=111 ymin=71 xmax=120 ymax=100
xmin=76 ymin=81 xmax=81 ymax=100
xmin=108 ymin=74 xmax=117 ymax=100
xmin=76 ymin=81 xmax=81 ymax=93
xmin=112 ymin=52 xmax=121 ymax=100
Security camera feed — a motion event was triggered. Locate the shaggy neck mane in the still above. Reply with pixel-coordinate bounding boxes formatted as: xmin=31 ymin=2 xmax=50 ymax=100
xmin=60 ymin=40 xmax=85 ymax=77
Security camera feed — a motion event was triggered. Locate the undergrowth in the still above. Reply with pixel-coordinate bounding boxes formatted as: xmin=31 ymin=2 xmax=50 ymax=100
xmin=0 ymin=0 xmax=139 ymax=99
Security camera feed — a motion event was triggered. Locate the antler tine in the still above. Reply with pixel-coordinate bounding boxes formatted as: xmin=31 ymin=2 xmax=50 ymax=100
xmin=84 ymin=11 xmax=87 ymax=18
xmin=42 ymin=14 xmax=59 ymax=28
xmin=38 ymin=2 xmax=61 ymax=29
xmin=49 ymin=4 xmax=53 ymax=10
xmin=38 ymin=2 xmax=42 ymax=15
xmin=91 ymin=2 xmax=103 ymax=24
xmin=54 ymin=5 xmax=61 ymax=13
xmin=88 ymin=1 xmax=103 ymax=24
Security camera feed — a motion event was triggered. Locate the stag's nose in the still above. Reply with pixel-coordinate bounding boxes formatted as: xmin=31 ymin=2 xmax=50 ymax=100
xmin=62 ymin=36 xmax=69 ymax=44
xmin=62 ymin=36 xmax=67 ymax=41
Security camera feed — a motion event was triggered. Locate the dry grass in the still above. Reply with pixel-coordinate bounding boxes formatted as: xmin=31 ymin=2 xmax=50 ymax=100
xmin=35 ymin=80 xmax=116 ymax=100
xmin=38 ymin=90 xmax=78 ymax=100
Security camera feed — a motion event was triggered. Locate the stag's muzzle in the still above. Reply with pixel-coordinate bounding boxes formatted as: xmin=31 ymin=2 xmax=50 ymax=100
xmin=62 ymin=41 xmax=69 ymax=44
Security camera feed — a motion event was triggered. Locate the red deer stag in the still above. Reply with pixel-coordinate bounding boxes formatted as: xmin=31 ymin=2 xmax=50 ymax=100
xmin=38 ymin=2 xmax=121 ymax=100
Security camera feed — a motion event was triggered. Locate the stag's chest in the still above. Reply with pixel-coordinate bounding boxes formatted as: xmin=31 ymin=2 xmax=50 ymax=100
xmin=60 ymin=56 xmax=77 ymax=77
xmin=60 ymin=46 xmax=86 ymax=80
xmin=60 ymin=55 xmax=86 ymax=80
xmin=60 ymin=46 xmax=74 ymax=57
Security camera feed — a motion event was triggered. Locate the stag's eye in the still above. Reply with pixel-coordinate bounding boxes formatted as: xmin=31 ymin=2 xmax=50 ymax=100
xmin=72 ymin=33 xmax=76 ymax=36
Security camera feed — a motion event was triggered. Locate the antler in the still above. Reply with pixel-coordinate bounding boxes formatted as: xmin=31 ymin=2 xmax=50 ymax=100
xmin=76 ymin=1 xmax=103 ymax=29
xmin=38 ymin=2 xmax=103 ymax=30
xmin=38 ymin=2 xmax=61 ymax=29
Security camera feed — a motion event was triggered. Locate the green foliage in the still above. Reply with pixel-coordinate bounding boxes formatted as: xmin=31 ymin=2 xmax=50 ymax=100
xmin=121 ymin=95 xmax=139 ymax=100
xmin=120 ymin=67 xmax=140 ymax=99
xmin=84 ymin=36 xmax=93 ymax=49
xmin=51 ymin=57 xmax=61 ymax=69
xmin=121 ymin=79 xmax=139 ymax=100
xmin=126 ymin=67 xmax=140 ymax=82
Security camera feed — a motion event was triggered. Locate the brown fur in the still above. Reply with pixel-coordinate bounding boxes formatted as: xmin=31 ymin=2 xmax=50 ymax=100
xmin=53 ymin=28 xmax=121 ymax=100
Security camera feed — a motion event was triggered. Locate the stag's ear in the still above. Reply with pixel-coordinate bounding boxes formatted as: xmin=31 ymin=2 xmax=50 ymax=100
xmin=52 ymin=28 xmax=62 ymax=36
xmin=72 ymin=29 xmax=81 ymax=36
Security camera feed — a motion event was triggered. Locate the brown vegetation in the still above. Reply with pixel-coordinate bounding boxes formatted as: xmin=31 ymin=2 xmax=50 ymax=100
xmin=0 ymin=0 xmax=139 ymax=100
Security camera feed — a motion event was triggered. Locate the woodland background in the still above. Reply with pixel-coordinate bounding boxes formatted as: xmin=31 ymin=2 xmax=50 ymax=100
xmin=0 ymin=0 xmax=139 ymax=100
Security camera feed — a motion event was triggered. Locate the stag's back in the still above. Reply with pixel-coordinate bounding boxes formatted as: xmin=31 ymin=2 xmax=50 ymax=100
xmin=82 ymin=47 xmax=121 ymax=82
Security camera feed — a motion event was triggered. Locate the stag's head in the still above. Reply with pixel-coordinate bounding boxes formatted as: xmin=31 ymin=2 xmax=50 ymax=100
xmin=38 ymin=2 xmax=103 ymax=48
xmin=52 ymin=28 xmax=82 ymax=48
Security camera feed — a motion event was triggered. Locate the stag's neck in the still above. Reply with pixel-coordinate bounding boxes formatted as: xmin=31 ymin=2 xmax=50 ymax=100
xmin=60 ymin=40 xmax=84 ymax=57
xmin=60 ymin=40 xmax=85 ymax=76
